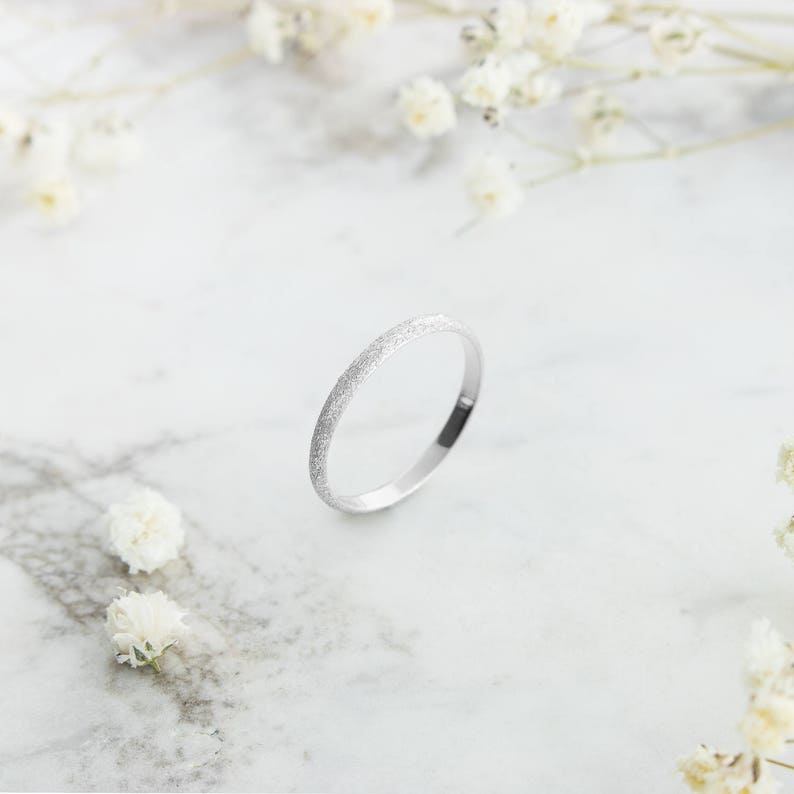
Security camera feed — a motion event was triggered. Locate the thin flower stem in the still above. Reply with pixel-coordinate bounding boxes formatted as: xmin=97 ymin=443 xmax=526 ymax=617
xmin=633 ymin=4 xmax=794 ymax=25
xmin=523 ymin=162 xmax=582 ymax=189
xmin=708 ymin=42 xmax=785 ymax=67
xmin=578 ymin=27 xmax=642 ymax=56
xmin=627 ymin=114 xmax=670 ymax=149
xmin=589 ymin=116 xmax=794 ymax=164
xmin=563 ymin=55 xmax=786 ymax=76
xmin=767 ymin=758 xmax=794 ymax=772
xmin=505 ymin=121 xmax=579 ymax=161
xmin=561 ymin=75 xmax=640 ymax=99
xmin=454 ymin=214 xmax=487 ymax=238
xmin=720 ymin=12 xmax=794 ymax=25
xmin=0 ymin=50 xmax=54 ymax=91
xmin=37 ymin=46 xmax=254 ymax=104
xmin=516 ymin=116 xmax=794 ymax=191
xmin=61 ymin=16 xmax=161 ymax=91
xmin=675 ymin=115 xmax=794 ymax=157
xmin=692 ymin=12 xmax=794 ymax=59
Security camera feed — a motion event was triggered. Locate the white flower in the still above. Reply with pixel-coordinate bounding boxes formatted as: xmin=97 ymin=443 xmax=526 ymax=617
xmin=73 ymin=114 xmax=142 ymax=171
xmin=611 ymin=0 xmax=636 ymax=20
xmin=16 ymin=119 xmax=72 ymax=178
xmin=515 ymin=73 xmax=562 ymax=106
xmin=777 ymin=435 xmax=794 ymax=493
xmin=575 ymin=87 xmax=625 ymax=148
xmin=106 ymin=488 xmax=184 ymax=574
xmin=30 ymin=178 xmax=81 ymax=226
xmin=507 ymin=50 xmax=542 ymax=76
xmin=153 ymin=0 xmax=181 ymax=16
xmin=649 ymin=14 xmax=700 ymax=71
xmin=489 ymin=0 xmax=530 ymax=52
xmin=740 ymin=691 xmax=794 ymax=755
xmin=106 ymin=590 xmax=188 ymax=672
xmin=507 ymin=54 xmax=561 ymax=106
xmin=527 ymin=0 xmax=584 ymax=60
xmin=461 ymin=55 xmax=512 ymax=109
xmin=678 ymin=744 xmax=726 ymax=792
xmin=245 ymin=1 xmax=294 ymax=63
xmin=579 ymin=0 xmax=611 ymax=25
xmin=338 ymin=0 xmax=394 ymax=35
xmin=398 ymin=77 xmax=457 ymax=139
xmin=774 ymin=516 xmax=794 ymax=563
xmin=291 ymin=9 xmax=325 ymax=55
xmin=463 ymin=1 xmax=530 ymax=56
xmin=0 ymin=108 xmax=26 ymax=151
xmin=461 ymin=21 xmax=494 ymax=56
xmin=678 ymin=746 xmax=777 ymax=794
xmin=745 ymin=619 xmax=794 ymax=693
xmin=465 ymin=154 xmax=523 ymax=218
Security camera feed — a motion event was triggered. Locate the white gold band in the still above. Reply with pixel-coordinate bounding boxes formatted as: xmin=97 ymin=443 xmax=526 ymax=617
xmin=309 ymin=314 xmax=483 ymax=514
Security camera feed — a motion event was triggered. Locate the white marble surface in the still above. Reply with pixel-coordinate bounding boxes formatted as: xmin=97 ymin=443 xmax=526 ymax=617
xmin=2 ymin=4 xmax=794 ymax=792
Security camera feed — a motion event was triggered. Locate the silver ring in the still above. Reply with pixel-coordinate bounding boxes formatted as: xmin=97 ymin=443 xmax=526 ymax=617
xmin=309 ymin=314 xmax=483 ymax=514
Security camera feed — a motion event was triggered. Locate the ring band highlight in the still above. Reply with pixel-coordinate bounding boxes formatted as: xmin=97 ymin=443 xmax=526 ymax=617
xmin=309 ymin=314 xmax=483 ymax=514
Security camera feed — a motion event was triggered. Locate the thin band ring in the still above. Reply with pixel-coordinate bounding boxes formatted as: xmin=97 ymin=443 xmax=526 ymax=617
xmin=309 ymin=314 xmax=482 ymax=514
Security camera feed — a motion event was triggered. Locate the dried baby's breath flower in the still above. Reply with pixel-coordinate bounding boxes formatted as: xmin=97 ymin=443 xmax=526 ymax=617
xmin=398 ymin=77 xmax=456 ymax=139
xmin=679 ymin=745 xmax=727 ymax=792
xmin=575 ymin=87 xmax=625 ymax=148
xmin=291 ymin=9 xmax=325 ymax=56
xmin=465 ymin=154 xmax=523 ymax=218
xmin=462 ymin=1 xmax=530 ymax=58
xmin=681 ymin=622 xmax=794 ymax=792
xmin=739 ymin=690 xmax=794 ymax=755
xmin=106 ymin=488 xmax=185 ymax=574
xmin=611 ymin=0 xmax=637 ymax=21
xmin=776 ymin=435 xmax=794 ymax=493
xmin=16 ymin=120 xmax=72 ymax=178
xmin=106 ymin=589 xmax=188 ymax=672
xmin=73 ymin=114 xmax=142 ymax=171
xmin=527 ymin=0 xmax=584 ymax=60
xmin=245 ymin=0 xmax=295 ymax=63
xmin=506 ymin=50 xmax=541 ymax=76
xmin=678 ymin=746 xmax=776 ymax=794
xmin=0 ymin=108 xmax=26 ymax=150
xmin=507 ymin=53 xmax=561 ymax=107
xmin=740 ymin=620 xmax=794 ymax=754
xmin=461 ymin=55 xmax=512 ymax=109
xmin=515 ymin=73 xmax=561 ymax=106
xmin=461 ymin=21 xmax=491 ymax=57
xmin=744 ymin=618 xmax=794 ymax=693
xmin=488 ymin=0 xmax=530 ymax=53
xmin=482 ymin=104 xmax=508 ymax=126
xmin=338 ymin=0 xmax=394 ymax=35
xmin=30 ymin=178 xmax=81 ymax=226
xmin=649 ymin=13 xmax=701 ymax=71
xmin=153 ymin=0 xmax=181 ymax=17
xmin=580 ymin=0 xmax=611 ymax=26
xmin=774 ymin=516 xmax=794 ymax=563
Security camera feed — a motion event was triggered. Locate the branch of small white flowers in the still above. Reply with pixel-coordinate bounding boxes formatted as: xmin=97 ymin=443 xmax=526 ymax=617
xmin=677 ymin=441 xmax=794 ymax=794
xmin=102 ymin=487 xmax=188 ymax=672
xmin=0 ymin=0 xmax=792 ymax=225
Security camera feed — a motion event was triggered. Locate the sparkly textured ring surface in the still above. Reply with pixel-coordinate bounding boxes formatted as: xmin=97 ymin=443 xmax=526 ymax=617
xmin=309 ymin=314 xmax=483 ymax=514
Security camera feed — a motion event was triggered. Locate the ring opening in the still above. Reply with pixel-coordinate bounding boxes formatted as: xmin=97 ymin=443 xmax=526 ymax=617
xmin=327 ymin=332 xmax=468 ymax=502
